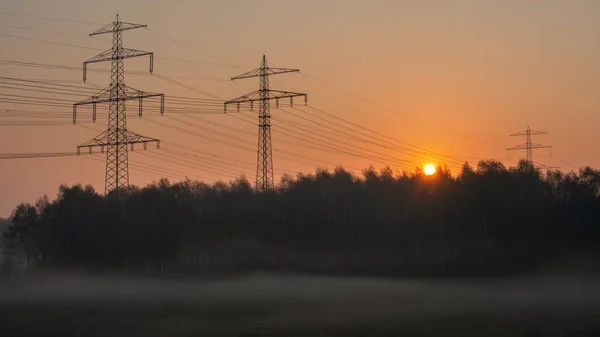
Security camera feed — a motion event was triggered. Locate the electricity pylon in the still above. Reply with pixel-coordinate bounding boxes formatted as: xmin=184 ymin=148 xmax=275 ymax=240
xmin=507 ymin=126 xmax=556 ymax=169
xmin=224 ymin=55 xmax=307 ymax=191
xmin=72 ymin=14 xmax=165 ymax=197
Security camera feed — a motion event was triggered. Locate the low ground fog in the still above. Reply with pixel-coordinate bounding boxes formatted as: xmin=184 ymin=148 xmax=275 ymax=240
xmin=0 ymin=253 xmax=599 ymax=336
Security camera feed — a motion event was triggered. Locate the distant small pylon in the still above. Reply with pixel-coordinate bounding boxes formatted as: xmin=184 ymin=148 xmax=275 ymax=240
xmin=507 ymin=126 xmax=556 ymax=169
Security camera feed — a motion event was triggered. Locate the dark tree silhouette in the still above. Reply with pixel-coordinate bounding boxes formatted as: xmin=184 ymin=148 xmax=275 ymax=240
xmin=2 ymin=160 xmax=599 ymax=278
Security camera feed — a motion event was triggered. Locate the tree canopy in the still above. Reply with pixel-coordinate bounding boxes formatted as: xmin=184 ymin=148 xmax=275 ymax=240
xmin=3 ymin=160 xmax=599 ymax=278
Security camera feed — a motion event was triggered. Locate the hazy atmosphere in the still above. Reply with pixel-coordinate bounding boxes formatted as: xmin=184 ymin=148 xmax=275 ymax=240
xmin=2 ymin=1 xmax=600 ymax=336
xmin=1 ymin=264 xmax=599 ymax=336
xmin=2 ymin=0 xmax=600 ymax=214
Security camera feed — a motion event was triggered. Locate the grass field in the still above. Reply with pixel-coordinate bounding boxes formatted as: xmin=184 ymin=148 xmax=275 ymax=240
xmin=1 ymin=267 xmax=599 ymax=337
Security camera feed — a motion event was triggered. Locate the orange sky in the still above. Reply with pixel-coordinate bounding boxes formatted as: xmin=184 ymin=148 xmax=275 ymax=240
xmin=1 ymin=0 xmax=600 ymax=216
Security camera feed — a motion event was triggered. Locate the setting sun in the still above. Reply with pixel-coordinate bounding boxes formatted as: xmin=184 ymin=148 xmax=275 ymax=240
xmin=424 ymin=164 xmax=436 ymax=176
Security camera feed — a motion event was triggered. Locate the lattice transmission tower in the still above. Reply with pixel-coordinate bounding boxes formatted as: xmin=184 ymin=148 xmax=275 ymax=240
xmin=72 ymin=14 xmax=165 ymax=197
xmin=507 ymin=126 xmax=556 ymax=169
xmin=224 ymin=55 xmax=307 ymax=191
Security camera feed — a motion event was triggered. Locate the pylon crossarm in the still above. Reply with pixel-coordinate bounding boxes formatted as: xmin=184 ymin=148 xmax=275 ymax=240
xmin=89 ymin=21 xmax=147 ymax=36
xmin=265 ymin=68 xmax=300 ymax=76
xmin=529 ymin=143 xmax=551 ymax=149
xmin=74 ymin=86 xmax=162 ymax=106
xmin=78 ymin=130 xmax=108 ymax=147
xmin=231 ymin=68 xmax=300 ymax=81
xmin=83 ymin=49 xmax=153 ymax=82
xmin=77 ymin=130 xmax=159 ymax=154
xmin=83 ymin=49 xmax=113 ymax=64
xmin=529 ymin=130 xmax=548 ymax=135
xmin=224 ymin=90 xmax=306 ymax=105
xmin=74 ymin=86 xmax=110 ymax=105
xmin=507 ymin=144 xmax=551 ymax=151
xmin=123 ymin=130 xmax=160 ymax=144
xmin=84 ymin=48 xmax=152 ymax=64
xmin=73 ymin=90 xmax=163 ymax=123
xmin=231 ymin=67 xmax=299 ymax=81
xmin=507 ymin=144 xmax=528 ymax=151
xmin=267 ymin=90 xmax=306 ymax=100
xmin=231 ymin=69 xmax=262 ymax=81
xmin=533 ymin=162 xmax=559 ymax=170
xmin=224 ymin=90 xmax=261 ymax=104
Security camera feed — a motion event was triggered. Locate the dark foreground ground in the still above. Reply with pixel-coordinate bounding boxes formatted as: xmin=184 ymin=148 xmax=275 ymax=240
xmin=1 ymin=255 xmax=599 ymax=337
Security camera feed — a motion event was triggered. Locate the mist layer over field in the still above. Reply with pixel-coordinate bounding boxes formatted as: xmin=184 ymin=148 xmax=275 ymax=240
xmin=1 ymin=256 xmax=599 ymax=337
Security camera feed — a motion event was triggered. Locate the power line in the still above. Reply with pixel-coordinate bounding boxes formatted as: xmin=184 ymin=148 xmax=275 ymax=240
xmin=84 ymin=153 xmax=217 ymax=183
xmin=133 ymin=158 xmax=217 ymax=182
xmin=0 ymin=92 xmax=75 ymax=102
xmin=0 ymin=11 xmax=102 ymax=25
xmin=0 ymin=76 xmax=102 ymax=91
xmin=0 ymin=77 xmax=226 ymax=115
xmin=154 ymin=74 xmax=223 ymax=99
xmin=0 ymin=150 xmax=217 ymax=186
xmin=148 ymin=116 xmax=354 ymax=171
xmin=0 ymin=122 xmax=75 ymax=127
xmin=0 ymin=32 xmax=102 ymax=51
xmin=229 ymin=113 xmax=367 ymax=171
xmin=300 ymin=73 xmax=493 ymax=141
xmin=223 ymin=111 xmax=358 ymax=167
xmin=165 ymin=95 xmax=222 ymax=103
xmin=165 ymin=115 xmax=255 ymax=144
xmin=266 ymin=113 xmax=415 ymax=169
xmin=0 ymin=18 xmax=487 ymax=177
xmin=0 ymin=84 xmax=90 ymax=98
xmin=0 ymin=98 xmax=70 ymax=108
xmin=1 ymin=105 xmax=226 ymax=117
xmin=145 ymin=28 xmax=246 ymax=69
xmin=303 ymin=105 xmax=466 ymax=165
xmin=0 ymin=75 xmax=225 ymax=110
xmin=0 ymin=23 xmax=92 ymax=37
xmin=0 ymin=11 xmax=249 ymax=70
xmin=0 ymin=113 xmax=72 ymax=119
xmin=0 ymin=59 xmax=229 ymax=82
xmin=550 ymin=155 xmax=577 ymax=170
xmin=160 ymin=141 xmax=263 ymax=171
xmin=162 ymin=147 xmax=257 ymax=174
xmin=157 ymin=59 xmax=231 ymax=83
xmin=0 ymin=31 xmax=242 ymax=69
xmin=226 ymin=112 xmax=364 ymax=171
xmin=0 ymin=74 xmax=486 ymax=169
xmin=177 ymin=112 xmax=393 ymax=169
xmin=0 ymin=96 xmax=219 ymax=112
xmin=142 ymin=149 xmax=254 ymax=180
xmin=280 ymin=107 xmax=462 ymax=166
xmin=0 ymin=151 xmax=84 ymax=159
xmin=144 ymin=118 xmax=255 ymax=152
xmin=155 ymin=56 xmax=245 ymax=69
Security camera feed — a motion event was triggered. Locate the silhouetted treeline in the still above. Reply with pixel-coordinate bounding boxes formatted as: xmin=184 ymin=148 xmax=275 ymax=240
xmin=0 ymin=218 xmax=8 ymax=233
xmin=2 ymin=160 xmax=600 ymax=277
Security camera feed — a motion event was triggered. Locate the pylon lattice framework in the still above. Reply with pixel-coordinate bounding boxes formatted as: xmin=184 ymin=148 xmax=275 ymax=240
xmin=73 ymin=14 xmax=165 ymax=197
xmin=224 ymin=55 xmax=307 ymax=191
xmin=507 ymin=126 xmax=556 ymax=169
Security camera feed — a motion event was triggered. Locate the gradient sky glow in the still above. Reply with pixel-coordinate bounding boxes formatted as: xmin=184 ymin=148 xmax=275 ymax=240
xmin=1 ymin=0 xmax=600 ymax=216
